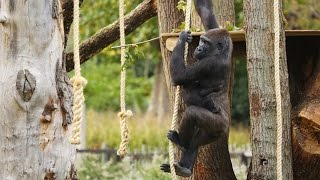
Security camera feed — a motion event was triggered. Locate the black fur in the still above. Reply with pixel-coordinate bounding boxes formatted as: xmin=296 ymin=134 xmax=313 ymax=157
xmin=160 ymin=0 xmax=233 ymax=177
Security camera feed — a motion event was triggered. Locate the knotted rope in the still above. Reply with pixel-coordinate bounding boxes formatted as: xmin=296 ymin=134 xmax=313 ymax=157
xmin=70 ymin=0 xmax=87 ymax=145
xmin=274 ymin=0 xmax=284 ymax=179
xmin=117 ymin=0 xmax=132 ymax=158
xmin=169 ymin=0 xmax=192 ymax=179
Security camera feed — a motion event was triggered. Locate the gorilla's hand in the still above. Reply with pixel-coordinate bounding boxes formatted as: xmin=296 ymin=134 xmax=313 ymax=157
xmin=179 ymin=31 xmax=192 ymax=43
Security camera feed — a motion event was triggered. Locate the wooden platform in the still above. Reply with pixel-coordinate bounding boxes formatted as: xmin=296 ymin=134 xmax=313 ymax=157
xmin=161 ymin=30 xmax=320 ymax=54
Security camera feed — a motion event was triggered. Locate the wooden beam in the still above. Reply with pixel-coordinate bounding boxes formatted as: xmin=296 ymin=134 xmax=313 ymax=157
xmin=162 ymin=30 xmax=320 ymax=53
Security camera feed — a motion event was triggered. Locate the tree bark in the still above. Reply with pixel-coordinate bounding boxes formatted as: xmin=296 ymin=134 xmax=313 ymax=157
xmin=0 ymin=0 xmax=77 ymax=179
xmin=213 ymin=0 xmax=235 ymax=28
xmin=244 ymin=0 xmax=293 ymax=179
xmin=158 ymin=0 xmax=236 ymax=179
xmin=286 ymin=36 xmax=320 ymax=179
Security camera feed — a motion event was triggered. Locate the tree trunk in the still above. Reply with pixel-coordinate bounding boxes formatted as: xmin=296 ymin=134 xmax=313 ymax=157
xmin=0 ymin=1 xmax=77 ymax=179
xmin=158 ymin=0 xmax=236 ymax=179
xmin=213 ymin=0 xmax=235 ymax=28
xmin=146 ymin=62 xmax=171 ymax=122
xmin=287 ymin=36 xmax=320 ymax=179
xmin=244 ymin=1 xmax=293 ymax=179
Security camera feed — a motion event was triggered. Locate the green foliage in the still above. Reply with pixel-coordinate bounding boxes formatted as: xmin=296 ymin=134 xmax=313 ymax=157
xmin=82 ymin=60 xmax=152 ymax=111
xmin=283 ymin=0 xmax=320 ymax=30
xmin=234 ymin=0 xmax=244 ymax=27
xmin=85 ymin=110 xmax=170 ymax=151
xmin=229 ymin=125 xmax=250 ymax=147
xmin=86 ymin=110 xmax=249 ymax=150
xmin=177 ymin=0 xmax=187 ymax=13
xmin=78 ymin=154 xmax=171 ymax=180
xmin=78 ymin=0 xmax=160 ymax=111
xmin=232 ymin=59 xmax=250 ymax=124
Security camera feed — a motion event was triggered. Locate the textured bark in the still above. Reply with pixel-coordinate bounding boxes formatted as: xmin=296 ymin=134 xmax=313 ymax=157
xmin=287 ymin=36 xmax=320 ymax=179
xmin=0 ymin=0 xmax=76 ymax=179
xmin=213 ymin=0 xmax=235 ymax=28
xmin=244 ymin=1 xmax=292 ymax=179
xmin=65 ymin=0 xmax=157 ymax=72
xmin=61 ymin=0 xmax=84 ymax=45
xmin=158 ymin=0 xmax=236 ymax=179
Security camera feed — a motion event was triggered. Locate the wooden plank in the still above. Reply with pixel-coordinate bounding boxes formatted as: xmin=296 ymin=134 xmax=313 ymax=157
xmin=286 ymin=30 xmax=320 ymax=36
xmin=162 ymin=30 xmax=320 ymax=51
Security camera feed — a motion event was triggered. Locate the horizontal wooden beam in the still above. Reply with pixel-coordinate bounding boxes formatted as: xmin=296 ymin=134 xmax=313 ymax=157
xmin=162 ymin=30 xmax=320 ymax=52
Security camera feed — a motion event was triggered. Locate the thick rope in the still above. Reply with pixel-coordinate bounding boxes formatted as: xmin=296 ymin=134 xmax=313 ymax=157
xmin=70 ymin=0 xmax=87 ymax=145
xmin=169 ymin=0 xmax=192 ymax=179
xmin=274 ymin=0 xmax=283 ymax=179
xmin=117 ymin=0 xmax=132 ymax=158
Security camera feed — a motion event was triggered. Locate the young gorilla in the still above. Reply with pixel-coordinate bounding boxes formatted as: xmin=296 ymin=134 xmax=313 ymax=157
xmin=160 ymin=0 xmax=233 ymax=177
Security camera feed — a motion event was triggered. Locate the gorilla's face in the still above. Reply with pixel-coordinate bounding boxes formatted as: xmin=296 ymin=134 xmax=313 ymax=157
xmin=194 ymin=35 xmax=212 ymax=60
xmin=194 ymin=29 xmax=230 ymax=60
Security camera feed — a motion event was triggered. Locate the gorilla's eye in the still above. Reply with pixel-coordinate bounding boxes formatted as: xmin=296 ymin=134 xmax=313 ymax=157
xmin=217 ymin=42 xmax=223 ymax=50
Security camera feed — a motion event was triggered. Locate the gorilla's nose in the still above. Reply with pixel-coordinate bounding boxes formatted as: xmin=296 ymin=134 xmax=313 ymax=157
xmin=196 ymin=47 xmax=203 ymax=52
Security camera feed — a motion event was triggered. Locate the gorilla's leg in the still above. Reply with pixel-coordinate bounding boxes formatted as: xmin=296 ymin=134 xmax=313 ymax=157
xmin=165 ymin=130 xmax=212 ymax=177
xmin=174 ymin=106 xmax=227 ymax=175
xmin=167 ymin=108 xmax=198 ymax=151
xmin=194 ymin=0 xmax=219 ymax=30
xmin=167 ymin=130 xmax=187 ymax=151
xmin=179 ymin=106 xmax=227 ymax=147
xmin=160 ymin=148 xmax=198 ymax=177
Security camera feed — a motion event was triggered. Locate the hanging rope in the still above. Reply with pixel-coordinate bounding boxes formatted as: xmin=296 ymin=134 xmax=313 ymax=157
xmin=70 ymin=0 xmax=87 ymax=145
xmin=169 ymin=0 xmax=192 ymax=179
xmin=274 ymin=0 xmax=283 ymax=179
xmin=117 ymin=0 xmax=133 ymax=158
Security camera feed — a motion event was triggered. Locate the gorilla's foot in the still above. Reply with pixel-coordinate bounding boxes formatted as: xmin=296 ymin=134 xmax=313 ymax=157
xmin=160 ymin=163 xmax=192 ymax=177
xmin=167 ymin=130 xmax=186 ymax=151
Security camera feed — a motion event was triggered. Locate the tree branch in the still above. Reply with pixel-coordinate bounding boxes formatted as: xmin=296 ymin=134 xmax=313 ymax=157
xmin=62 ymin=0 xmax=84 ymax=45
xmin=66 ymin=0 xmax=157 ymax=72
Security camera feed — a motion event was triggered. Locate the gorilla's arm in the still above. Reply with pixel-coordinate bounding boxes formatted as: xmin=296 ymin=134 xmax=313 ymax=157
xmin=172 ymin=55 xmax=227 ymax=86
xmin=170 ymin=31 xmax=196 ymax=86
xmin=194 ymin=0 xmax=219 ymax=31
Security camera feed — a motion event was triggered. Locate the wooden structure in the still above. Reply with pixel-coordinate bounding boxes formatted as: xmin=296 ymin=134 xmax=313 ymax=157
xmin=162 ymin=30 xmax=320 ymax=54
xmin=161 ymin=30 xmax=320 ymax=179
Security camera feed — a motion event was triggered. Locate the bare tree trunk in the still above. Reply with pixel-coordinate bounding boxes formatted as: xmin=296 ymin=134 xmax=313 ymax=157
xmin=158 ymin=0 xmax=236 ymax=179
xmin=213 ymin=0 xmax=235 ymax=28
xmin=0 ymin=1 xmax=77 ymax=179
xmin=244 ymin=0 xmax=293 ymax=179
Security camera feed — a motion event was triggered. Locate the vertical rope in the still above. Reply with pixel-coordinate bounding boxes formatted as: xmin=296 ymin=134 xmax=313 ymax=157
xmin=274 ymin=0 xmax=283 ymax=179
xmin=117 ymin=0 xmax=132 ymax=158
xmin=169 ymin=0 xmax=192 ymax=179
xmin=70 ymin=0 xmax=87 ymax=144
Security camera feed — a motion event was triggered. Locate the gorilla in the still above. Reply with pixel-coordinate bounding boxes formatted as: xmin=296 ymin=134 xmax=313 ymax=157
xmin=160 ymin=0 xmax=233 ymax=177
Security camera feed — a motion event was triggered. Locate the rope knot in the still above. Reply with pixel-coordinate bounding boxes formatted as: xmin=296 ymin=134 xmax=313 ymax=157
xmin=70 ymin=76 xmax=87 ymax=88
xmin=118 ymin=110 xmax=133 ymax=119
